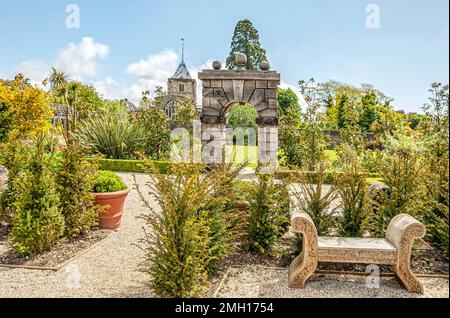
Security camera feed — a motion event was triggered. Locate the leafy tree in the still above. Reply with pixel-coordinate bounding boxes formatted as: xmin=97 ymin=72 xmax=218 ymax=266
xmin=131 ymin=106 xmax=171 ymax=160
xmin=101 ymin=99 xmax=129 ymax=117
xmin=66 ymin=82 xmax=104 ymax=119
xmin=0 ymin=74 xmax=53 ymax=138
xmin=298 ymin=78 xmax=328 ymax=171
xmin=227 ymin=103 xmax=257 ymax=128
xmin=279 ymin=107 xmax=303 ymax=168
xmin=359 ymin=91 xmax=378 ymax=131
xmin=226 ymin=19 xmax=267 ymax=70
xmin=406 ymin=113 xmax=425 ymax=130
xmin=421 ymin=82 xmax=449 ymax=158
xmin=277 ymin=88 xmax=300 ymax=117
xmin=49 ymin=67 xmax=69 ymax=104
xmin=422 ymin=82 xmax=449 ymax=131
xmin=336 ymin=94 xmax=349 ymax=129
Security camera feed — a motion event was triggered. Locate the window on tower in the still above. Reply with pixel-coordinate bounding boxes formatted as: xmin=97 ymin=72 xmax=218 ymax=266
xmin=179 ymin=83 xmax=185 ymax=92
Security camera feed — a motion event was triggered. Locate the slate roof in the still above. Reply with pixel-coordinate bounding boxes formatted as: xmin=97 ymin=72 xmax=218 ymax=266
xmin=172 ymin=60 xmax=192 ymax=79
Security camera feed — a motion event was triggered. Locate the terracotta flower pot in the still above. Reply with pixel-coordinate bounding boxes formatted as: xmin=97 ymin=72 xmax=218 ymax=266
xmin=93 ymin=188 xmax=130 ymax=230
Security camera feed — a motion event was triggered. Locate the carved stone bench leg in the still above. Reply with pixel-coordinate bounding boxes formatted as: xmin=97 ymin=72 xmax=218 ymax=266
xmin=386 ymin=214 xmax=426 ymax=294
xmin=288 ymin=210 xmax=318 ymax=288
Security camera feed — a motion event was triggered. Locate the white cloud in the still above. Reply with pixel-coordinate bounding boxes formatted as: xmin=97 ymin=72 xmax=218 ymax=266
xmin=15 ymin=59 xmax=49 ymax=85
xmin=94 ymin=50 xmax=185 ymax=104
xmin=126 ymin=50 xmax=178 ymax=82
xmin=279 ymin=81 xmax=307 ymax=109
xmin=54 ymin=37 xmax=109 ymax=80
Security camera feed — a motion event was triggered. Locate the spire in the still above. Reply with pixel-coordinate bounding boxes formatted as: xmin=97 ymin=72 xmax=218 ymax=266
xmin=181 ymin=38 xmax=184 ymax=61
xmin=171 ymin=38 xmax=192 ymax=79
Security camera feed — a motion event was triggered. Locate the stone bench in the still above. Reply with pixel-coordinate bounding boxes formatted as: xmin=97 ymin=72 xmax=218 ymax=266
xmin=288 ymin=210 xmax=426 ymax=293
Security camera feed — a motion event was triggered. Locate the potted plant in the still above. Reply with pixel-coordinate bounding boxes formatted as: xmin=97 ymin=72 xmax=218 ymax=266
xmin=91 ymin=170 xmax=130 ymax=229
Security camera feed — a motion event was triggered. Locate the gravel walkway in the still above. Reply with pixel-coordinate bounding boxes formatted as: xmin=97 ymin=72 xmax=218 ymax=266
xmin=216 ymin=266 xmax=449 ymax=298
xmin=0 ymin=172 xmax=447 ymax=298
xmin=0 ymin=172 xmax=154 ymax=298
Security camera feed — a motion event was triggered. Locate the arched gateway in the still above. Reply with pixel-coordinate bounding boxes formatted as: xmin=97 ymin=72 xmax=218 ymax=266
xmin=198 ymin=54 xmax=280 ymax=169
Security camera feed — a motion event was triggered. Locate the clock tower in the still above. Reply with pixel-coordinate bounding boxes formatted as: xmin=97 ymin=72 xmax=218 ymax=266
xmin=165 ymin=39 xmax=197 ymax=117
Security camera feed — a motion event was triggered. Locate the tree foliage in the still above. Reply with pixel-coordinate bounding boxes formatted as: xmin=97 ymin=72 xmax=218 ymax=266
xmin=226 ymin=19 xmax=267 ymax=70
xmin=0 ymin=74 xmax=53 ymax=139
xmin=277 ymin=87 xmax=300 ymax=117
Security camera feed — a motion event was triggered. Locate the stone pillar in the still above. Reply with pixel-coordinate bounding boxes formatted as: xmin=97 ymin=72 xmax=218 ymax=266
xmin=201 ymin=121 xmax=226 ymax=164
xmin=257 ymin=121 xmax=278 ymax=173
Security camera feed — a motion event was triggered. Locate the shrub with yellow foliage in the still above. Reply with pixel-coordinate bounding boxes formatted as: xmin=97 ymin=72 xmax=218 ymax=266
xmin=0 ymin=74 xmax=53 ymax=140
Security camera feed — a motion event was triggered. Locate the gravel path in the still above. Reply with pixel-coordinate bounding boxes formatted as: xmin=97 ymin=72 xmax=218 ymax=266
xmin=216 ymin=266 xmax=449 ymax=298
xmin=0 ymin=172 xmax=447 ymax=298
xmin=0 ymin=172 xmax=154 ymax=298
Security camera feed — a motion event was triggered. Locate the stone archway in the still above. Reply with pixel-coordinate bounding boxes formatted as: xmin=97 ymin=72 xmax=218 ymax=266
xmin=198 ymin=54 xmax=280 ymax=167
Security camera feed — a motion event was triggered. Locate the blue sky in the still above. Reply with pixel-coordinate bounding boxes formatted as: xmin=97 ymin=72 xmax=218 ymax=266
xmin=0 ymin=0 xmax=448 ymax=112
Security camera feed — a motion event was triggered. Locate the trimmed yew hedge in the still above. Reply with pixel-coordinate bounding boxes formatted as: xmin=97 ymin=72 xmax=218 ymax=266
xmin=96 ymin=159 xmax=171 ymax=174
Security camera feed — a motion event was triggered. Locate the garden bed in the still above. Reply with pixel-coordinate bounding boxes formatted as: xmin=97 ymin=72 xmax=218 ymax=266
xmin=0 ymin=224 xmax=111 ymax=270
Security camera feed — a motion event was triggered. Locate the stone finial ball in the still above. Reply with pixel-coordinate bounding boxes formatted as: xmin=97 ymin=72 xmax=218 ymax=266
xmin=260 ymin=61 xmax=270 ymax=71
xmin=212 ymin=60 xmax=222 ymax=70
xmin=235 ymin=53 xmax=247 ymax=66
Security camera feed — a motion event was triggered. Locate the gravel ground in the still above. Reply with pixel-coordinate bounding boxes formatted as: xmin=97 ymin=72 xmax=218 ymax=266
xmin=0 ymin=172 xmax=154 ymax=298
xmin=0 ymin=172 xmax=447 ymax=298
xmin=215 ymin=265 xmax=449 ymax=298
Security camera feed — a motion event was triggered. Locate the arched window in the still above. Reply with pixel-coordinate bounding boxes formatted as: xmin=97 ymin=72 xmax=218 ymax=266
xmin=165 ymin=101 xmax=176 ymax=118
xmin=179 ymin=83 xmax=185 ymax=92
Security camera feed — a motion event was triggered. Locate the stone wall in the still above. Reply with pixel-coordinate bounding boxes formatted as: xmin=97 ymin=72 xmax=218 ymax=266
xmin=167 ymin=78 xmax=197 ymax=105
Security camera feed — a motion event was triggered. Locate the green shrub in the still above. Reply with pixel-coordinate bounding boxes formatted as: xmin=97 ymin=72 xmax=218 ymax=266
xmin=10 ymin=135 xmax=65 ymax=255
xmin=130 ymin=106 xmax=171 ymax=160
xmin=292 ymin=162 xmax=337 ymax=236
xmin=95 ymin=158 xmax=171 ymax=174
xmin=91 ymin=170 xmax=127 ymax=193
xmin=279 ymin=108 xmax=304 ymax=168
xmin=56 ymin=142 xmax=101 ymax=238
xmin=421 ymin=155 xmax=449 ymax=255
xmin=0 ymin=139 xmax=31 ymax=224
xmin=227 ymin=103 xmax=257 ymax=128
xmin=138 ymin=162 xmax=217 ymax=297
xmin=367 ymin=132 xmax=426 ymax=237
xmin=247 ymin=172 xmax=289 ymax=254
xmin=335 ymin=152 xmax=369 ymax=237
xmin=0 ymin=102 xmax=14 ymax=142
xmin=204 ymin=162 xmax=248 ymax=275
xmin=77 ymin=112 xmax=145 ymax=159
